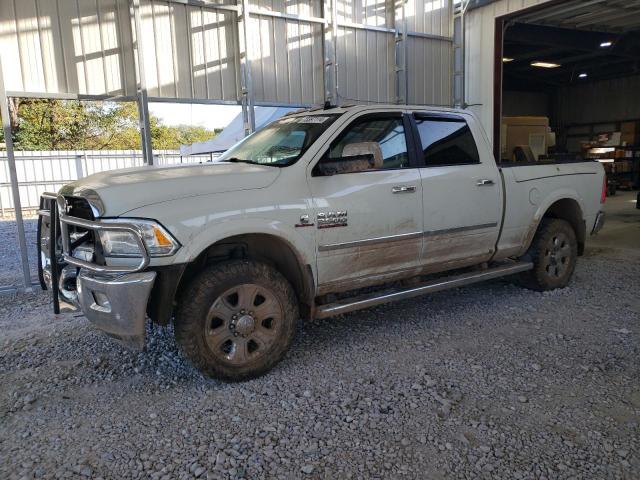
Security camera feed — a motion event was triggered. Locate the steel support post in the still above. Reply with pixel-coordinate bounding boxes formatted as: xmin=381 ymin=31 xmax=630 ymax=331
xmin=0 ymin=58 xmax=33 ymax=290
xmin=131 ymin=0 xmax=154 ymax=165
xmin=322 ymin=0 xmax=338 ymax=105
xmin=136 ymin=90 xmax=153 ymax=164
xmin=394 ymin=0 xmax=408 ymax=104
xmin=460 ymin=0 xmax=469 ymax=108
xmin=239 ymin=0 xmax=255 ymax=135
xmin=402 ymin=0 xmax=408 ymax=105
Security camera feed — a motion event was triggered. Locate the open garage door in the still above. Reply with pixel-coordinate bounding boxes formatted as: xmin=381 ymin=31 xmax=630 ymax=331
xmin=494 ymin=0 xmax=640 ymax=192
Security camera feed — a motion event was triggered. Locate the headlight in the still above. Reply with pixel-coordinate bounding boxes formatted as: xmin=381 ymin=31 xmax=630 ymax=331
xmin=97 ymin=219 xmax=180 ymax=257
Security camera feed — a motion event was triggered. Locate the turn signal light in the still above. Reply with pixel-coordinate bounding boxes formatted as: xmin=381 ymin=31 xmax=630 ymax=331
xmin=601 ymin=176 xmax=607 ymax=204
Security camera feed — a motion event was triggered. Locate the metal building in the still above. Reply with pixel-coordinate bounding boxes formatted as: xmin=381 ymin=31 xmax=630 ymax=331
xmin=0 ymin=0 xmax=454 ymax=107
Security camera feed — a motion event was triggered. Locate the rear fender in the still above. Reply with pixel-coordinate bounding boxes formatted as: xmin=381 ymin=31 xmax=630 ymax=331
xmin=520 ymin=190 xmax=586 ymax=257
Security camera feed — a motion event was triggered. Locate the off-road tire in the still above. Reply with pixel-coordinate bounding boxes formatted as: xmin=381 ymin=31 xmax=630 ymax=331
xmin=175 ymin=260 xmax=299 ymax=381
xmin=517 ymin=218 xmax=578 ymax=291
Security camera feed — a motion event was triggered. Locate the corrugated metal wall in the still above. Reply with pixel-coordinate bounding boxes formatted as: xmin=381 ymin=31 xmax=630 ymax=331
xmin=248 ymin=0 xmax=324 ymax=105
xmin=335 ymin=0 xmax=453 ymax=105
xmin=463 ymin=0 xmax=552 ymax=146
xmin=405 ymin=0 xmax=453 ymax=105
xmin=0 ymin=0 xmax=137 ymax=96
xmin=138 ymin=0 xmax=239 ymax=101
xmin=0 ymin=0 xmax=454 ymax=107
xmin=334 ymin=0 xmax=393 ymax=103
xmin=557 ymin=74 xmax=640 ymax=126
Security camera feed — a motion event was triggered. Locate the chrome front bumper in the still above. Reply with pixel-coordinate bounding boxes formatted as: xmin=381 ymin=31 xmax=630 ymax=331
xmin=38 ymin=192 xmax=155 ymax=350
xmin=591 ymin=211 xmax=605 ymax=235
xmin=76 ymin=270 xmax=156 ymax=350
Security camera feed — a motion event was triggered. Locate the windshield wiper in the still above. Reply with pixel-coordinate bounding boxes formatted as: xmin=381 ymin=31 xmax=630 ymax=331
xmin=222 ymin=157 xmax=282 ymax=167
xmin=223 ymin=157 xmax=258 ymax=164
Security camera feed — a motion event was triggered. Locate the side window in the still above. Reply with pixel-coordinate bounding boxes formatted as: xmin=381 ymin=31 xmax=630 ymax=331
xmin=414 ymin=117 xmax=480 ymax=166
xmin=324 ymin=117 xmax=409 ymax=173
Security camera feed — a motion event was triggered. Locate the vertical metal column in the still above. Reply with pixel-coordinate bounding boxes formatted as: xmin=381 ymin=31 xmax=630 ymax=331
xmin=239 ymin=0 xmax=255 ymax=135
xmin=131 ymin=0 xmax=154 ymax=165
xmin=402 ymin=1 xmax=408 ymax=105
xmin=459 ymin=0 xmax=469 ymax=108
xmin=322 ymin=0 xmax=338 ymax=105
xmin=394 ymin=0 xmax=408 ymax=104
xmin=0 ymin=58 xmax=32 ymax=290
xmin=448 ymin=0 xmax=455 ymax=107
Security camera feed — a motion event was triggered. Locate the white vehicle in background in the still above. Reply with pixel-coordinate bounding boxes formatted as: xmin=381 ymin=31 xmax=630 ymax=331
xmin=38 ymin=105 xmax=606 ymax=381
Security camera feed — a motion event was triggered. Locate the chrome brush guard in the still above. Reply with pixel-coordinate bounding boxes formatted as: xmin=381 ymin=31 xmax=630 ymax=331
xmin=37 ymin=192 xmax=150 ymax=313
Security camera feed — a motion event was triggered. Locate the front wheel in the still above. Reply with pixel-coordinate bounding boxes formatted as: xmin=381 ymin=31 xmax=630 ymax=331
xmin=517 ymin=218 xmax=578 ymax=291
xmin=175 ymin=260 xmax=299 ymax=381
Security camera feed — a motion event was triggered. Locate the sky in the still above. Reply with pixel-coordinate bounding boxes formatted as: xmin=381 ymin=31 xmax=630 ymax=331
xmin=148 ymin=103 xmax=242 ymax=131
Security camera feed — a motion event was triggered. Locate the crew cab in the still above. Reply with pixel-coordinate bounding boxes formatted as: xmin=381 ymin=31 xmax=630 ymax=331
xmin=38 ymin=105 xmax=606 ymax=381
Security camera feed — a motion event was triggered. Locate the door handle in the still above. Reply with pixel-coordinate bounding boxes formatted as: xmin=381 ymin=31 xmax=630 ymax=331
xmin=476 ymin=179 xmax=495 ymax=186
xmin=392 ymin=185 xmax=417 ymax=194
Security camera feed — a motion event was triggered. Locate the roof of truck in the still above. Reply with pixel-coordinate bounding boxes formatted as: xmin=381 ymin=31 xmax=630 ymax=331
xmin=284 ymin=103 xmax=469 ymax=117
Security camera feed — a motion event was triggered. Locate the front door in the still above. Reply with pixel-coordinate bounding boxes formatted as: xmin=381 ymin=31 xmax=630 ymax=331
xmin=412 ymin=113 xmax=502 ymax=268
xmin=308 ymin=113 xmax=424 ymax=291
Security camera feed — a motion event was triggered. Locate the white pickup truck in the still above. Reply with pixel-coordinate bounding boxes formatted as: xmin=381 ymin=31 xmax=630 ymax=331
xmin=38 ymin=105 xmax=606 ymax=381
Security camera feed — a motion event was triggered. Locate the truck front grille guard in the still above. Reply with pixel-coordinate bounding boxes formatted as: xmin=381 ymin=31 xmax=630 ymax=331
xmin=38 ymin=193 xmax=151 ymax=288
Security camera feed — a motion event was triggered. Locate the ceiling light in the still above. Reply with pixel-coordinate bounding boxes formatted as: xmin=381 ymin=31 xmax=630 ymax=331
xmin=600 ymin=41 xmax=612 ymax=48
xmin=531 ymin=61 xmax=561 ymax=69
xmin=502 ymin=57 xmax=514 ymax=63
xmin=579 ymin=73 xmax=588 ymax=78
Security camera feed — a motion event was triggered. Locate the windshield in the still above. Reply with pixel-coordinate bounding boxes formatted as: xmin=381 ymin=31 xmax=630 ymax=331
xmin=218 ymin=114 xmax=340 ymax=166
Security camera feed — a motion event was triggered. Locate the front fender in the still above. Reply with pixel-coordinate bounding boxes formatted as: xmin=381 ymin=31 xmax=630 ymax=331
xmin=172 ymin=218 xmax=315 ymax=267
xmin=123 ymin=189 xmax=316 ymax=272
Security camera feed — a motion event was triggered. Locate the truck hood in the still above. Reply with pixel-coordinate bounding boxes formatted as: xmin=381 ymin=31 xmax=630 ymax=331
xmin=59 ymin=162 xmax=280 ymax=216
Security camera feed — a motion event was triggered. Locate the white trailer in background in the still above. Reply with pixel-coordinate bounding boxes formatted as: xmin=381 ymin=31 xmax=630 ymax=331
xmin=180 ymin=107 xmax=296 ymax=156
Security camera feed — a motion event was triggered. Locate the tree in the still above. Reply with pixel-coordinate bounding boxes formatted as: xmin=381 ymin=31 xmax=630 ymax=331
xmin=3 ymin=99 xmax=218 ymax=151
xmin=151 ymin=122 xmax=217 ymax=149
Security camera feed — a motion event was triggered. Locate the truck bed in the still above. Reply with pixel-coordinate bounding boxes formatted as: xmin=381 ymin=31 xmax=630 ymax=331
xmin=496 ymin=160 xmax=604 ymax=259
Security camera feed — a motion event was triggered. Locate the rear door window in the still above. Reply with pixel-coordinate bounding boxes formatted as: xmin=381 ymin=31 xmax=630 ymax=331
xmin=414 ymin=116 xmax=480 ymax=166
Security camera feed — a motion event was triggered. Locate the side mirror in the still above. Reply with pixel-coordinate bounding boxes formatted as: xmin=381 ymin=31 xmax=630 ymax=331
xmin=315 ymin=154 xmax=375 ymax=176
xmin=314 ymin=141 xmax=383 ymax=176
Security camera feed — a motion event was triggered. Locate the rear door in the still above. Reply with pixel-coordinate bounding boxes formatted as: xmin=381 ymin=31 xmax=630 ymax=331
xmin=411 ymin=112 xmax=502 ymax=268
xmin=308 ymin=112 xmax=424 ymax=290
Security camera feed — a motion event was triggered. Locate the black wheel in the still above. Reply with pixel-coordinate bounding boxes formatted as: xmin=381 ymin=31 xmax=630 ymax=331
xmin=175 ymin=260 xmax=299 ymax=381
xmin=517 ymin=218 xmax=578 ymax=291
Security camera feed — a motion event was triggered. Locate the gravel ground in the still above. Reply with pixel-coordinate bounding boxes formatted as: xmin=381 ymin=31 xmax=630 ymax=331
xmin=0 ymin=217 xmax=38 ymax=287
xmin=1 ymin=247 xmax=639 ymax=480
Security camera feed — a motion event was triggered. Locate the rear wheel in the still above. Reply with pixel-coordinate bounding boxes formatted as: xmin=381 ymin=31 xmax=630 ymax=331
xmin=175 ymin=260 xmax=299 ymax=381
xmin=517 ymin=218 xmax=578 ymax=291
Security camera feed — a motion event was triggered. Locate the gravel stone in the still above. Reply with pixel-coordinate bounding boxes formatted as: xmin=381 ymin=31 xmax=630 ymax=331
xmin=0 ymin=247 xmax=638 ymax=479
xmin=300 ymin=464 xmax=314 ymax=474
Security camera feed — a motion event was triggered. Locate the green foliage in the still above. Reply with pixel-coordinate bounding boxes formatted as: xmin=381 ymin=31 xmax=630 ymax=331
xmin=150 ymin=121 xmax=216 ymax=150
xmin=6 ymin=99 xmax=218 ymax=151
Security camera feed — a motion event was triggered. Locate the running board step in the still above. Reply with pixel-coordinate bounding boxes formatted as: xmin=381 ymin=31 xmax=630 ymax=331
xmin=315 ymin=261 xmax=533 ymax=319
